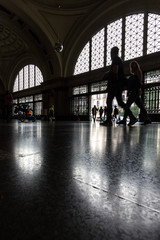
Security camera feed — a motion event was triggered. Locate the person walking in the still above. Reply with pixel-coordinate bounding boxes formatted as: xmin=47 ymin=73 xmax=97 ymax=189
xmin=101 ymin=46 xmax=137 ymax=126
xmin=113 ymin=105 xmax=119 ymax=120
xmin=99 ymin=106 xmax=104 ymax=121
xmin=49 ymin=105 xmax=55 ymax=121
xmin=92 ymin=105 xmax=98 ymax=122
xmin=117 ymin=61 xmax=151 ymax=125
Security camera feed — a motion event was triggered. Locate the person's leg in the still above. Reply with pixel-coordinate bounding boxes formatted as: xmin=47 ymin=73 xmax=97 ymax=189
xmin=106 ymin=90 xmax=114 ymax=122
xmin=135 ymin=97 xmax=151 ymax=124
xmin=100 ymin=89 xmax=114 ymax=125
xmin=135 ymin=97 xmax=147 ymax=118
xmin=116 ymin=90 xmax=137 ymax=125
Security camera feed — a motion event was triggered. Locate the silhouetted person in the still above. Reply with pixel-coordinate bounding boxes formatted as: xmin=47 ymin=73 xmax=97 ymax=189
xmin=92 ymin=105 xmax=98 ymax=122
xmin=49 ymin=105 xmax=55 ymax=121
xmin=117 ymin=61 xmax=151 ymax=125
xmin=99 ymin=106 xmax=103 ymax=121
xmin=101 ymin=46 xmax=136 ymax=126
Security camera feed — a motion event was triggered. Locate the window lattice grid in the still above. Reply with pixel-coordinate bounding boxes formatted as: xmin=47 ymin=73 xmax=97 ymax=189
xmin=19 ymin=69 xmax=23 ymax=91
xmin=34 ymin=94 xmax=42 ymax=101
xmin=74 ymin=42 xmax=90 ymax=75
xmin=24 ymin=66 xmax=29 ymax=89
xmin=91 ymin=28 xmax=105 ymax=70
xmin=106 ymin=19 xmax=122 ymax=66
xmin=19 ymin=97 xmax=26 ymax=103
xmin=29 ymin=65 xmax=35 ymax=88
xmin=25 ymin=96 xmax=33 ymax=102
xmin=91 ymin=81 xmax=107 ymax=92
xmin=147 ymin=13 xmax=160 ymax=54
xmin=144 ymin=87 xmax=160 ymax=113
xmin=125 ymin=14 xmax=144 ymax=61
xmin=13 ymin=76 xmax=18 ymax=92
xmin=35 ymin=102 xmax=43 ymax=115
xmin=72 ymin=96 xmax=88 ymax=115
xmin=144 ymin=70 xmax=160 ymax=84
xmin=13 ymin=65 xmax=43 ymax=92
xmin=73 ymin=85 xmax=88 ymax=95
xmin=79 ymin=85 xmax=88 ymax=94
xmin=35 ymin=67 xmax=43 ymax=86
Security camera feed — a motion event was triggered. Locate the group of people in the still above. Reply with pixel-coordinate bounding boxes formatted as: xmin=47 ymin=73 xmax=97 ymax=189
xmin=92 ymin=105 xmax=119 ymax=122
xmin=100 ymin=46 xmax=151 ymax=126
xmin=92 ymin=105 xmax=107 ymax=122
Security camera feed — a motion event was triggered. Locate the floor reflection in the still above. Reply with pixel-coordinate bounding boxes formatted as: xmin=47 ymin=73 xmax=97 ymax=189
xmin=72 ymin=122 xmax=160 ymax=213
xmin=13 ymin=122 xmax=42 ymax=175
xmin=16 ymin=152 xmax=42 ymax=174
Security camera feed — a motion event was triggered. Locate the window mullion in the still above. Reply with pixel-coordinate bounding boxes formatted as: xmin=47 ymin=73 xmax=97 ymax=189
xmin=143 ymin=11 xmax=148 ymax=56
xmin=89 ymin=39 xmax=92 ymax=71
xmin=28 ymin=65 xmax=30 ymax=88
xmin=122 ymin=16 xmax=125 ymax=60
xmin=104 ymin=26 xmax=107 ymax=67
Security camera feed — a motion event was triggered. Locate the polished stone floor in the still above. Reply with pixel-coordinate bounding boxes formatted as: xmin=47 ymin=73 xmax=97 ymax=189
xmin=0 ymin=119 xmax=160 ymax=240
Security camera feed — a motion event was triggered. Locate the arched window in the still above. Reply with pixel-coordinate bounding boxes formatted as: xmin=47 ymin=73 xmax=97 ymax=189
xmin=13 ymin=64 xmax=43 ymax=92
xmin=74 ymin=42 xmax=90 ymax=75
xmin=74 ymin=12 xmax=160 ymax=75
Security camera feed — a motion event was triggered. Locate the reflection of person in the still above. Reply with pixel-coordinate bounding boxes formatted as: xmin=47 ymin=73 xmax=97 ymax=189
xmin=101 ymin=46 xmax=136 ymax=126
xmin=4 ymin=90 xmax=13 ymax=120
xmin=92 ymin=105 xmax=98 ymax=122
xmin=117 ymin=61 xmax=151 ymax=125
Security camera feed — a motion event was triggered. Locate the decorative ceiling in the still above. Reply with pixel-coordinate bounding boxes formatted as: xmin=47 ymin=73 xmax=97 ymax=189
xmin=0 ymin=0 xmax=159 ymax=88
xmin=0 ymin=0 xmax=105 ymax=57
xmin=0 ymin=0 xmax=106 ymax=87
xmin=27 ymin=0 xmax=102 ymax=8
xmin=0 ymin=23 xmax=27 ymax=57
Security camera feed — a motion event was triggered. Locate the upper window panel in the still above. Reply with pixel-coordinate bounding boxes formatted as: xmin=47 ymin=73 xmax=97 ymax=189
xmin=91 ymin=28 xmax=105 ymax=70
xmin=147 ymin=13 xmax=160 ymax=54
xmin=13 ymin=76 xmax=18 ymax=92
xmin=13 ymin=65 xmax=43 ymax=92
xmin=74 ymin=12 xmax=160 ymax=75
xmin=24 ymin=66 xmax=29 ymax=89
xmin=74 ymin=42 xmax=90 ymax=75
xmin=107 ymin=19 xmax=122 ymax=65
xmin=125 ymin=14 xmax=144 ymax=60
xmin=144 ymin=70 xmax=160 ymax=84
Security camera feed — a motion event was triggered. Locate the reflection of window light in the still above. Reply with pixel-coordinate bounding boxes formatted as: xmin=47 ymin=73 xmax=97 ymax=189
xmin=14 ymin=123 xmax=42 ymax=174
xmin=157 ymin=127 xmax=160 ymax=159
xmin=72 ymin=165 xmax=109 ymax=209
xmin=16 ymin=152 xmax=42 ymax=174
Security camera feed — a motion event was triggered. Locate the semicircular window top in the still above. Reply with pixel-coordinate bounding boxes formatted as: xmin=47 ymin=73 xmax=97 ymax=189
xmin=13 ymin=65 xmax=43 ymax=92
xmin=74 ymin=12 xmax=160 ymax=75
